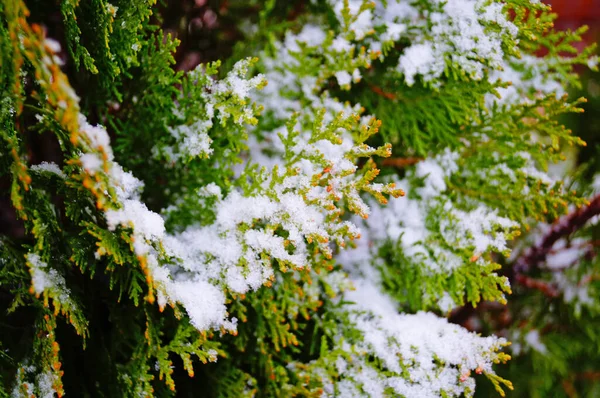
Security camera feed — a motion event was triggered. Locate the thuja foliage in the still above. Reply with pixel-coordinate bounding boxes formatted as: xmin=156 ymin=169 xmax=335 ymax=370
xmin=470 ymin=66 xmax=600 ymax=398
xmin=0 ymin=0 xmax=596 ymax=397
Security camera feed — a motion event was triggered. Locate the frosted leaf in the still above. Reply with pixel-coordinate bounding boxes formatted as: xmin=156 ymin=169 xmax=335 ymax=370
xmin=159 ymin=58 xmax=265 ymax=161
xmin=487 ymin=55 xmax=566 ymax=106
xmin=28 ymin=254 xmax=61 ymax=295
xmin=11 ymin=364 xmax=58 ymax=398
xmin=26 ymin=253 xmax=78 ymax=312
xmin=327 ymin=0 xmax=519 ymax=86
xmin=332 ymin=1 xmax=374 ymax=40
xmin=441 ymin=206 xmax=518 ymax=255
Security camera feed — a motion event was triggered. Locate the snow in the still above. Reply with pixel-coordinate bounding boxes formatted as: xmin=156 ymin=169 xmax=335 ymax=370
xmin=291 ymin=24 xmax=327 ymax=49
xmin=198 ymin=182 xmax=222 ymax=199
xmin=159 ymin=58 xmax=265 ymax=162
xmin=169 ymin=121 xmax=214 ymax=158
xmin=332 ymin=146 xmax=517 ymax=314
xmin=81 ymin=104 xmax=386 ymax=332
xmin=49 ymin=1 xmax=554 ymax=390
xmin=320 ymin=277 xmax=510 ymax=397
xmin=30 ymin=162 xmax=66 ymax=179
xmin=79 ymin=115 xmax=112 ymax=156
xmin=415 ymin=155 xmax=450 ymax=197
xmin=438 ymin=292 xmax=457 ymax=313
xmin=27 ymin=253 xmax=53 ymax=295
xmin=34 ymin=370 xmax=57 ymax=398
xmin=110 ymin=163 xmax=145 ymax=201
xmin=331 ymin=37 xmax=352 ymax=52
xmin=326 ymin=0 xmax=519 ymax=86
xmin=545 ymin=246 xmax=583 ymax=270
xmin=11 ymin=364 xmax=58 ymax=398
xmin=592 ymin=173 xmax=600 ymax=192
xmin=169 ymin=280 xmax=233 ymax=332
xmin=524 ymin=330 xmax=548 ymax=355
xmin=44 ymin=38 xmax=61 ymax=54
xmin=381 ymin=22 xmax=406 ymax=42
xmin=105 ymin=200 xmax=166 ymax=253
xmin=26 ymin=253 xmax=76 ymax=311
xmin=79 ymin=153 xmax=103 ymax=173
xmin=332 ymin=1 xmax=374 ymax=40
xmin=553 ymin=272 xmax=593 ymax=308
xmin=334 ymin=70 xmax=352 ymax=86
xmin=399 ymin=43 xmax=438 ymax=86
xmin=214 ymin=63 xmax=265 ymax=100
xmin=487 ymin=55 xmax=566 ymax=106
xmin=441 ymin=206 xmax=518 ymax=255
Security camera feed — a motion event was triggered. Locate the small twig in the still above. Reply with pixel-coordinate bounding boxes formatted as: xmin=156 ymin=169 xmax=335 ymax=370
xmin=382 ymin=157 xmax=423 ymax=168
xmin=578 ymin=274 xmax=600 ymax=287
xmin=562 ymin=379 xmax=577 ymax=398
xmin=369 ymin=84 xmax=397 ymax=100
xmin=514 ymin=274 xmax=559 ymax=297
xmin=575 ymin=371 xmax=600 ymax=381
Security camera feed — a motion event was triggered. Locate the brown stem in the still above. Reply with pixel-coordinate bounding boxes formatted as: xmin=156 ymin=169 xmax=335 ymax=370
xmin=514 ymin=194 xmax=600 ymax=274
xmin=514 ymin=274 xmax=559 ymax=297
xmin=382 ymin=157 xmax=423 ymax=168
xmin=575 ymin=371 xmax=600 ymax=381
xmin=369 ymin=84 xmax=397 ymax=100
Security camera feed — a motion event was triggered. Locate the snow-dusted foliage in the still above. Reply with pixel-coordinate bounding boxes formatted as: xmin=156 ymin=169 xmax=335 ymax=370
xmin=1 ymin=0 xmax=596 ymax=397
xmin=311 ymin=278 xmax=511 ymax=397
